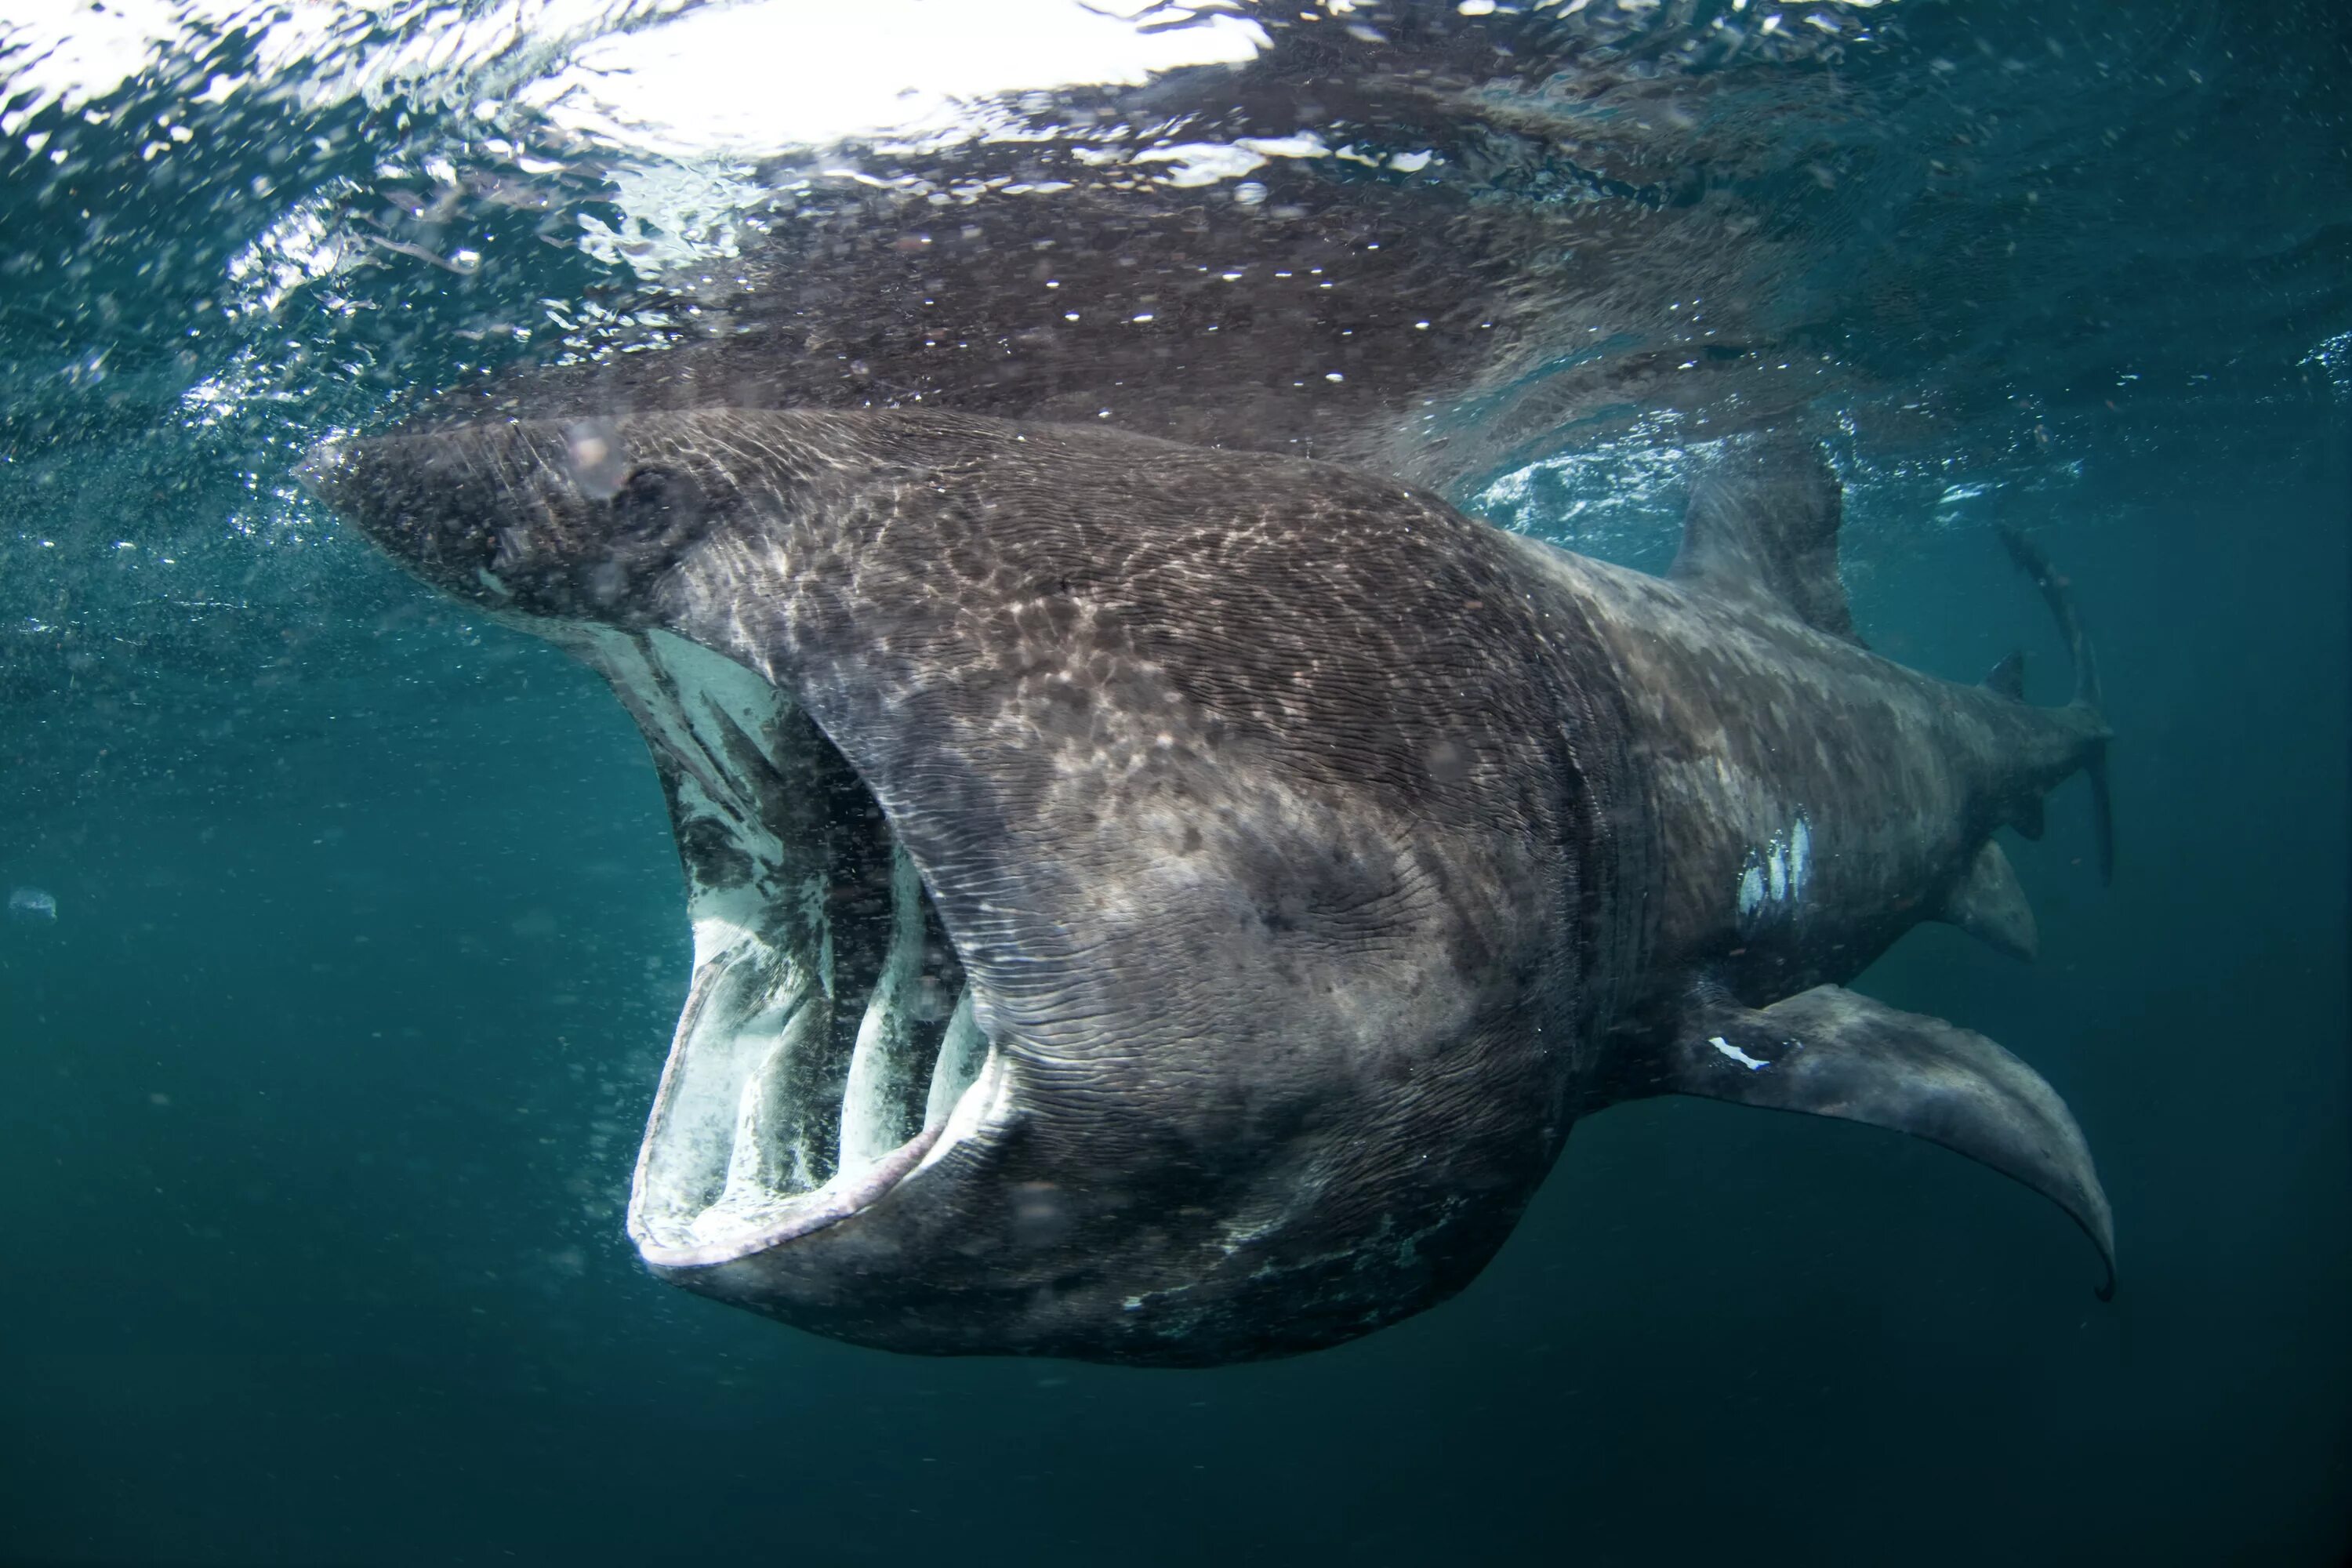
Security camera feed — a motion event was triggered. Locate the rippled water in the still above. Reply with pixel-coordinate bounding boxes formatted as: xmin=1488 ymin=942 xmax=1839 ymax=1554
xmin=4 ymin=1 xmax=2344 ymax=816
xmin=2 ymin=2 xmax=2346 ymax=1563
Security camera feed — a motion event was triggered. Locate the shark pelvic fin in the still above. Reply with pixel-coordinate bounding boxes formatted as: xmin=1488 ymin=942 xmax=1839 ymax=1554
xmin=1671 ymin=434 xmax=1860 ymax=644
xmin=1937 ymin=839 xmax=2038 ymax=961
xmin=1984 ymin=649 xmax=2027 ymax=701
xmin=1634 ymin=982 xmax=2114 ymax=1299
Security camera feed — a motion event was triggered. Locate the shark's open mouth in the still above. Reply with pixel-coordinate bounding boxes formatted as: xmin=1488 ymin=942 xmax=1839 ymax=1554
xmin=572 ymin=627 xmax=999 ymax=1269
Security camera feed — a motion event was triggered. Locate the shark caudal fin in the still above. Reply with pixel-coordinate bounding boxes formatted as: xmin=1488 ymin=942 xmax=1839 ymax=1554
xmin=1995 ymin=524 xmax=2114 ymax=884
xmin=1628 ymin=982 xmax=2115 ymax=1299
xmin=1995 ymin=524 xmax=2100 ymax=708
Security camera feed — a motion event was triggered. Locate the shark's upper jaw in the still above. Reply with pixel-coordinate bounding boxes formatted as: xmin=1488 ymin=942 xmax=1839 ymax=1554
xmin=564 ymin=625 xmax=1004 ymax=1270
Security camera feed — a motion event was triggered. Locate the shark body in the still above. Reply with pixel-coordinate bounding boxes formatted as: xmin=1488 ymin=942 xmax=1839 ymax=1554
xmin=307 ymin=408 xmax=2111 ymax=1363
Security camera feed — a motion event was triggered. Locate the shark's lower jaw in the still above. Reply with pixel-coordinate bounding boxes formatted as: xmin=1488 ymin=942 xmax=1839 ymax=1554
xmin=565 ymin=626 xmax=997 ymax=1270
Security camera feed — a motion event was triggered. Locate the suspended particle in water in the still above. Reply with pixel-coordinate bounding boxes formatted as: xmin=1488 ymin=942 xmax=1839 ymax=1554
xmin=8 ymin=887 xmax=58 ymax=922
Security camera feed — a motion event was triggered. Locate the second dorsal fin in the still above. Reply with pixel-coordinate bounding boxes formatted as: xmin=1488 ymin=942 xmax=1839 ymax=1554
xmin=1984 ymin=650 xmax=2027 ymax=700
xmin=1670 ymin=435 xmax=1859 ymax=642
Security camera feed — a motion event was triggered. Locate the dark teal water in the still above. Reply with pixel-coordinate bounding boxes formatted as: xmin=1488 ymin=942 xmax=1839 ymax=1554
xmin=3 ymin=2 xmax=2348 ymax=1563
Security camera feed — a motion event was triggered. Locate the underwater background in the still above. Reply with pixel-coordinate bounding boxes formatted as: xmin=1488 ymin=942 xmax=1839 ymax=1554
xmin=2 ymin=1 xmax=2347 ymax=1562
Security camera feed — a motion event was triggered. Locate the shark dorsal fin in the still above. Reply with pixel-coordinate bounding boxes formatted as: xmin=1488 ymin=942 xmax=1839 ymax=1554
xmin=1670 ymin=436 xmax=1859 ymax=643
xmin=1984 ymin=649 xmax=2027 ymax=700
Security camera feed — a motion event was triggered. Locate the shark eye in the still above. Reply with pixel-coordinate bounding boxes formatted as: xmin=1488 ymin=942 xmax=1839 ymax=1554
xmin=610 ymin=464 xmax=705 ymax=539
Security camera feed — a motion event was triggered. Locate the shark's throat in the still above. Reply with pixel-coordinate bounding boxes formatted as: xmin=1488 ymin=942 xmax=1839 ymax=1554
xmin=572 ymin=627 xmax=993 ymax=1268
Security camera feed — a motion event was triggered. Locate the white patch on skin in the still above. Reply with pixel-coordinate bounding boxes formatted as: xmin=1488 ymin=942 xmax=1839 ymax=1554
xmin=1736 ymin=811 xmax=1814 ymax=931
xmin=1708 ymin=1035 xmax=1771 ymax=1071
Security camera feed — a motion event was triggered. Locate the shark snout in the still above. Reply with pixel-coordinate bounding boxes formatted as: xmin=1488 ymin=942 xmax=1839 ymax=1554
xmin=294 ymin=440 xmax=354 ymax=511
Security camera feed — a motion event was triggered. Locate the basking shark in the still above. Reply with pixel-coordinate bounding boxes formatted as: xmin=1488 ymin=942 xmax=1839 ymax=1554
xmin=307 ymin=408 xmax=2113 ymax=1363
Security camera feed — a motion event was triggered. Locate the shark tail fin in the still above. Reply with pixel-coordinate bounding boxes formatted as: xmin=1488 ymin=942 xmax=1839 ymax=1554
xmin=1994 ymin=524 xmax=2114 ymax=884
xmin=1614 ymin=982 xmax=2114 ymax=1300
xmin=2083 ymin=742 xmax=2114 ymax=885
xmin=1995 ymin=524 xmax=2100 ymax=709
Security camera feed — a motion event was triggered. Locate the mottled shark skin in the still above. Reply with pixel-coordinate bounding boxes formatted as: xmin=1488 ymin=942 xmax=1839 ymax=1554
xmin=305 ymin=408 xmax=2113 ymax=1364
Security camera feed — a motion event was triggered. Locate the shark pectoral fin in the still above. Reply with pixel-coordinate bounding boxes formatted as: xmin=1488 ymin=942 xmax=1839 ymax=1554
xmin=1663 ymin=984 xmax=2114 ymax=1298
xmin=1937 ymin=839 xmax=2038 ymax=961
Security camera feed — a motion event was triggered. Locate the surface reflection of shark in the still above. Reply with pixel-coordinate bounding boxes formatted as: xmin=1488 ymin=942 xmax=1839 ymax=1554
xmin=423 ymin=4 xmax=1875 ymax=503
xmin=307 ymin=409 xmax=2113 ymax=1365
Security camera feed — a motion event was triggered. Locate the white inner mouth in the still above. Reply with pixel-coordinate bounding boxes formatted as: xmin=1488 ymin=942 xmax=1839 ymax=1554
xmin=573 ymin=627 xmax=994 ymax=1269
